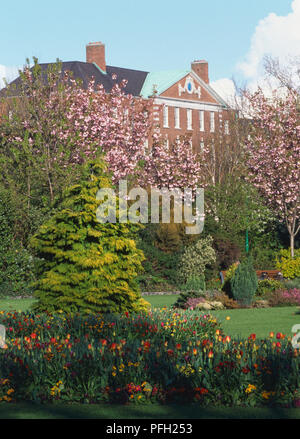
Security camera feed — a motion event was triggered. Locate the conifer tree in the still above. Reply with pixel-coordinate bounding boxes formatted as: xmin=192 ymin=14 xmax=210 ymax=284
xmin=230 ymin=256 xmax=258 ymax=306
xmin=30 ymin=160 xmax=149 ymax=314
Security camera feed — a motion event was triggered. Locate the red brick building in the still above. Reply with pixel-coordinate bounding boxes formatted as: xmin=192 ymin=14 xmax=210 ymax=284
xmin=2 ymin=41 xmax=231 ymax=152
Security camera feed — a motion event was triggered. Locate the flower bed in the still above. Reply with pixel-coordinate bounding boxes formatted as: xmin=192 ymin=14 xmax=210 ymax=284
xmin=0 ymin=309 xmax=299 ymax=407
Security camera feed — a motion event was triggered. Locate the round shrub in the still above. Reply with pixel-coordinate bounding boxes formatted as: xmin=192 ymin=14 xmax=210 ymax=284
xmin=221 ymin=261 xmax=240 ymax=298
xmin=255 ymin=279 xmax=285 ymax=298
xmin=275 ymin=249 xmax=300 ymax=279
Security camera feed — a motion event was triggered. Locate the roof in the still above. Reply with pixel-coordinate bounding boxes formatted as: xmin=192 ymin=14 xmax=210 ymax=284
xmin=140 ymin=70 xmax=189 ymax=98
xmin=0 ymin=61 xmax=149 ymax=97
xmin=0 ymin=61 xmax=228 ymax=108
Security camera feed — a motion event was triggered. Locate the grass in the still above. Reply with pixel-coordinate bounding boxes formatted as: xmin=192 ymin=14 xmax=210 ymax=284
xmin=211 ymin=306 xmax=300 ymax=339
xmin=0 ymin=297 xmax=35 ymax=312
xmin=0 ymin=402 xmax=300 ymax=419
xmin=0 ymin=295 xmax=299 ymax=339
xmin=144 ymin=294 xmax=180 ymax=308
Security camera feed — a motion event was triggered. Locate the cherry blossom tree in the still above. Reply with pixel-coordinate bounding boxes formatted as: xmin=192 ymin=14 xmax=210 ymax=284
xmin=1 ymin=59 xmax=152 ymax=203
xmin=138 ymin=137 xmax=203 ymax=191
xmin=245 ymin=87 xmax=300 ymax=257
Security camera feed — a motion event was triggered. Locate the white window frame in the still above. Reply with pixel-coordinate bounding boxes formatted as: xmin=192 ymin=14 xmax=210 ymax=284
xmin=210 ymin=111 xmax=215 ymax=132
xmin=199 ymin=110 xmax=205 ymax=132
xmin=174 ymin=107 xmax=180 ymax=129
xmin=187 ymin=109 xmax=192 ymax=130
xmin=163 ymin=105 xmax=169 ymax=128
xmin=224 ymin=120 xmax=229 ymax=135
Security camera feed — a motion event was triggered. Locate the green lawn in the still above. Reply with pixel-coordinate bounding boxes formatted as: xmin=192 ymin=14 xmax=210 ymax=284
xmin=0 ymin=298 xmax=35 ymax=312
xmin=0 ymin=295 xmax=299 ymax=339
xmin=211 ymin=306 xmax=300 ymax=339
xmin=144 ymin=294 xmax=180 ymax=308
xmin=0 ymin=402 xmax=299 ymax=419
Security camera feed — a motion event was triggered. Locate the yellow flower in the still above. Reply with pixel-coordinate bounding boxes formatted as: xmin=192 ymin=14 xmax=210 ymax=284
xmin=245 ymin=384 xmax=256 ymax=394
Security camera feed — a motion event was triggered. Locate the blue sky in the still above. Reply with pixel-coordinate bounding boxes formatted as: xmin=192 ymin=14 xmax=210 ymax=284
xmin=0 ymin=0 xmax=299 ymax=98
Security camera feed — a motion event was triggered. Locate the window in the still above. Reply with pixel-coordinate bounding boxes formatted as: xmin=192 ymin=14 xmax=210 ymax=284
xmin=224 ymin=120 xmax=229 ymax=135
xmin=187 ymin=109 xmax=192 ymax=130
xmin=163 ymin=105 xmax=169 ymax=128
xmin=199 ymin=110 xmax=204 ymax=132
xmin=174 ymin=107 xmax=180 ymax=129
xmin=210 ymin=112 xmax=215 ymax=132
xmin=200 ymin=141 xmax=205 ymax=151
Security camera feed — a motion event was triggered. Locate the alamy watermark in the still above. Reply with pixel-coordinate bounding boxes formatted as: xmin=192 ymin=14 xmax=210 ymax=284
xmin=292 ymin=324 xmax=300 ymax=349
xmin=96 ymin=181 xmax=205 ymax=234
xmin=0 ymin=324 xmax=5 ymax=348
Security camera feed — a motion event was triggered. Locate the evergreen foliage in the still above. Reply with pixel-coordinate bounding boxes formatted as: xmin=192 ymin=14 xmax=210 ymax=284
xmin=0 ymin=188 xmax=35 ymax=297
xmin=230 ymin=256 xmax=258 ymax=306
xmin=177 ymin=236 xmax=216 ymax=284
xmin=30 ymin=160 xmax=149 ymax=314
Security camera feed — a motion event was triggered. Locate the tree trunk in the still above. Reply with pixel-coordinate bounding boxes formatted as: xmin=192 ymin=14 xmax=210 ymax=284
xmin=290 ymin=233 xmax=295 ymax=258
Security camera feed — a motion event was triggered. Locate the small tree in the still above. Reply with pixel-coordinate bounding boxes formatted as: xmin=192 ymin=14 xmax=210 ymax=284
xmin=30 ymin=160 xmax=149 ymax=314
xmin=245 ymin=87 xmax=300 ymax=258
xmin=230 ymin=257 xmax=258 ymax=306
xmin=177 ymin=235 xmax=216 ymax=285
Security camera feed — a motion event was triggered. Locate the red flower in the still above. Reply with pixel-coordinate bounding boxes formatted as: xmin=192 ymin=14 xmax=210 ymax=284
xmin=248 ymin=333 xmax=256 ymax=341
xmin=30 ymin=333 xmax=37 ymax=339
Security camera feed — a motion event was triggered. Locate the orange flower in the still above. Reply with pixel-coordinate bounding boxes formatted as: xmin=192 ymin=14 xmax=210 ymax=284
xmin=193 ymin=348 xmax=197 ymax=355
xmin=208 ymin=350 xmax=213 ymax=358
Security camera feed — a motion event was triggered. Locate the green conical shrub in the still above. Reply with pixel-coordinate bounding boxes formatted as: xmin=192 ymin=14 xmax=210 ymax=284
xmin=30 ymin=160 xmax=149 ymax=314
xmin=230 ymin=256 xmax=258 ymax=307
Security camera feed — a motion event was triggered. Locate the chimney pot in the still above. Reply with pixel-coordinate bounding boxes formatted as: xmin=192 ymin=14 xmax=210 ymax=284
xmin=86 ymin=42 xmax=106 ymax=72
xmin=191 ymin=60 xmax=209 ymax=84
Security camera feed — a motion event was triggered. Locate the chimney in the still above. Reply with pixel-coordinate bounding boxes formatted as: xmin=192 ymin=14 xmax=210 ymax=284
xmin=191 ymin=60 xmax=209 ymax=84
xmin=86 ymin=42 xmax=106 ymax=72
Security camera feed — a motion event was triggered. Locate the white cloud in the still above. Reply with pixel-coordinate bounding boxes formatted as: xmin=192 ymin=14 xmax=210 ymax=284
xmin=211 ymin=1 xmax=300 ymax=105
xmin=210 ymin=78 xmax=238 ymax=106
xmin=0 ymin=65 xmax=20 ymax=90
xmin=237 ymin=0 xmax=300 ymax=88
